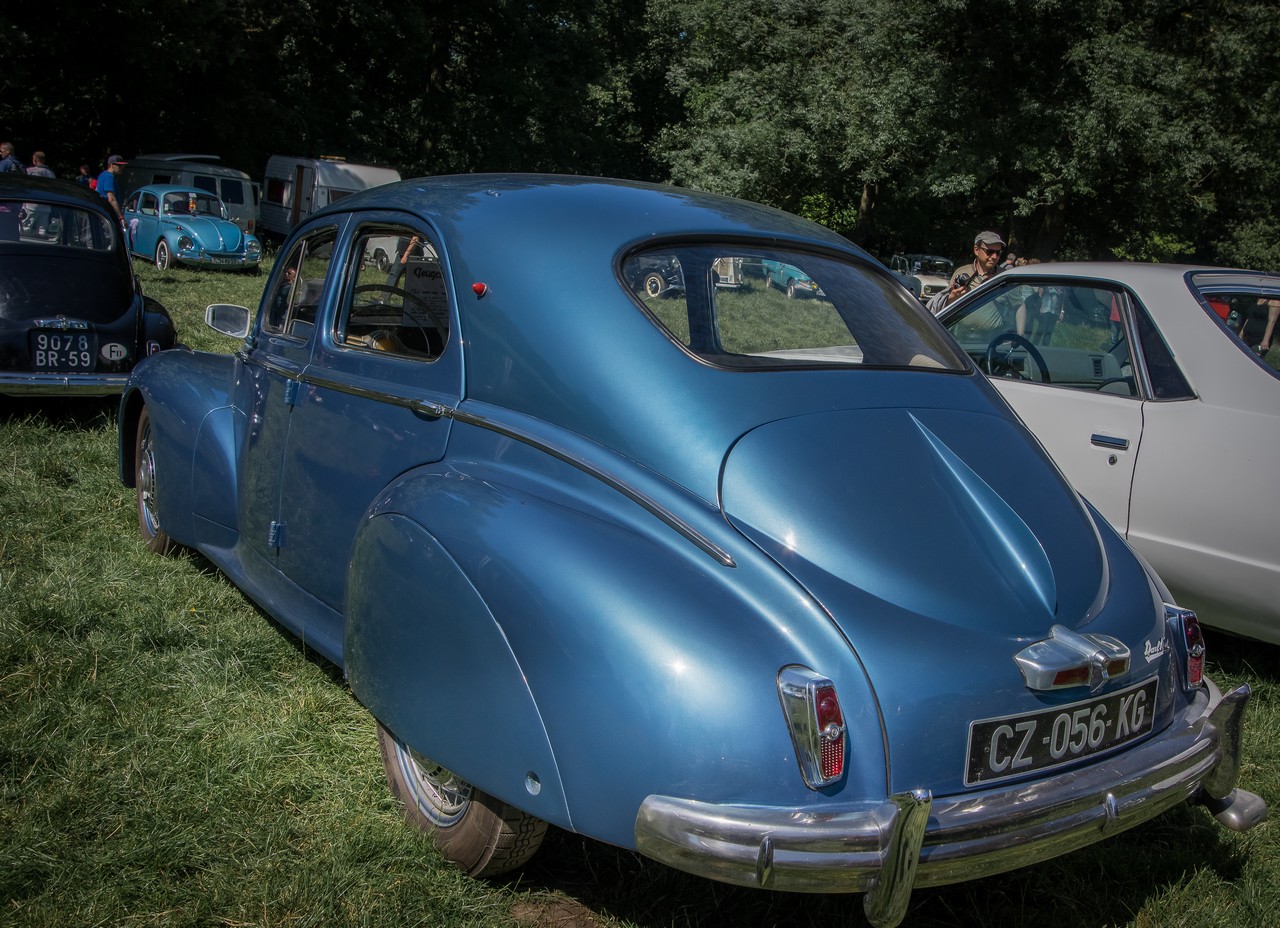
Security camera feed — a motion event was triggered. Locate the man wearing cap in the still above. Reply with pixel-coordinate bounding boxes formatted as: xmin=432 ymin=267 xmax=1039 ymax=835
xmin=97 ymin=155 xmax=128 ymax=221
xmin=927 ymin=230 xmax=1006 ymax=314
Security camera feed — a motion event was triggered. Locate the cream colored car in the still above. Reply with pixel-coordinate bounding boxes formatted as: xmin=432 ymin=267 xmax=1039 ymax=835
xmin=940 ymin=263 xmax=1280 ymax=643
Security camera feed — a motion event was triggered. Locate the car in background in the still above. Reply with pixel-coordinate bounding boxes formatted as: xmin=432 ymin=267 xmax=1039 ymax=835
xmin=760 ymin=257 xmax=825 ymax=298
xmin=118 ymin=176 xmax=1264 ymax=927
xmin=938 ymin=263 xmax=1280 ymax=644
xmin=890 ymin=253 xmax=954 ymax=304
xmin=0 ymin=174 xmax=175 ymax=397
xmin=123 ymin=185 xmax=262 ymax=271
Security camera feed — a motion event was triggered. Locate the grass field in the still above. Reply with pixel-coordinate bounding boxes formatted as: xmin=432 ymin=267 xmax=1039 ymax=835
xmin=2 ymin=259 xmax=1277 ymax=927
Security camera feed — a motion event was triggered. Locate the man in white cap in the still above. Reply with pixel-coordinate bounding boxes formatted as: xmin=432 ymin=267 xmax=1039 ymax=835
xmin=928 ymin=230 xmax=1006 ymax=313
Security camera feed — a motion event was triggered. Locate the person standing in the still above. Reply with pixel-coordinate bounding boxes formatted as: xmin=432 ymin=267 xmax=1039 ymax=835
xmin=96 ymin=155 xmax=127 ymax=221
xmin=927 ymin=230 xmax=1006 ymax=313
xmin=25 ymin=151 xmax=55 ymax=178
xmin=0 ymin=142 xmax=23 ymax=174
xmin=74 ymin=163 xmax=94 ymax=188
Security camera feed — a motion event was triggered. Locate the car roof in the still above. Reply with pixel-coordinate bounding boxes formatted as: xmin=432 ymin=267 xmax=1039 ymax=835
xmin=0 ymin=174 xmax=114 ymax=214
xmin=317 ymin=173 xmax=859 ymax=255
xmin=133 ymin=184 xmax=228 ymax=201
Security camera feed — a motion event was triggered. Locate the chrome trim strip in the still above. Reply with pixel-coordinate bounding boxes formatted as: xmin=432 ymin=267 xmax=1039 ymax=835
xmin=635 ymin=682 xmax=1261 ymax=919
xmin=450 ymin=404 xmax=737 ymax=567
xmin=0 ymin=372 xmax=129 ymax=395
xmin=251 ymin=354 xmax=736 ymax=567
xmin=1090 ymin=433 xmax=1129 ymax=451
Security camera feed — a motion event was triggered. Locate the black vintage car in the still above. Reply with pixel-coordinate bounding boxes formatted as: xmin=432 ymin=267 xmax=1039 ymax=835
xmin=0 ymin=174 xmax=175 ymax=396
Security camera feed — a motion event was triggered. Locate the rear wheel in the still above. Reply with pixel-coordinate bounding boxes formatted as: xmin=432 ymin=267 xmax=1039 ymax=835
xmin=377 ymin=722 xmax=547 ymax=876
xmin=135 ymin=407 xmax=175 ymax=554
xmin=155 ymin=240 xmax=172 ymax=271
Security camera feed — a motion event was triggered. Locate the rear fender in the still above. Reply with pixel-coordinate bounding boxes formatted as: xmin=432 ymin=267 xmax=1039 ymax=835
xmin=344 ymin=453 xmax=884 ymax=848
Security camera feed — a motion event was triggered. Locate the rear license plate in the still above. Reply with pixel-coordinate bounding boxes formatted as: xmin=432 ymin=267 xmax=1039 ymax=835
xmin=31 ymin=331 xmax=97 ymax=372
xmin=965 ymin=677 xmax=1158 ymax=786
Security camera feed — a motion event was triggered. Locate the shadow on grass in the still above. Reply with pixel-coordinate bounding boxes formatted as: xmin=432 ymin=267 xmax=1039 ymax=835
xmin=506 ymin=793 xmax=1251 ymax=928
xmin=1 ymin=395 xmax=118 ymax=428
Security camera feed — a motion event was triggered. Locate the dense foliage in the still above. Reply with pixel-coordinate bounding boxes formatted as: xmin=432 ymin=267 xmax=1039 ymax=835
xmin=3 ymin=0 xmax=1278 ymax=263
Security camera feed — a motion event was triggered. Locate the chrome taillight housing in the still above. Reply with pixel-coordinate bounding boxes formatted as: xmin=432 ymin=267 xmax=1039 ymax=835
xmin=777 ymin=665 xmax=846 ymax=789
xmin=1166 ymin=604 xmax=1205 ymax=691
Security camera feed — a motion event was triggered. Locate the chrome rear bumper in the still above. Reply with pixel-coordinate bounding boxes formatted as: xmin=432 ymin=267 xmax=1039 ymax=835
xmin=635 ymin=681 xmax=1265 ymax=928
xmin=0 ymin=371 xmax=129 ymax=396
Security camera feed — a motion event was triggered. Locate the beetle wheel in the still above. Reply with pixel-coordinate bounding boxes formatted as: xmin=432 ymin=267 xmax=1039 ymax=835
xmin=155 ymin=240 xmax=172 ymax=271
xmin=135 ymin=407 xmax=175 ymax=554
xmin=377 ymin=722 xmax=546 ymax=877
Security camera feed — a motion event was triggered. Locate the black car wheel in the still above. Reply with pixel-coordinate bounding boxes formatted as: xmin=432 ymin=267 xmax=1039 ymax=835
xmin=154 ymin=240 xmax=172 ymax=271
xmin=643 ymin=272 xmax=665 ymax=298
xmin=786 ymin=279 xmax=797 ymax=300
xmin=377 ymin=722 xmax=547 ymax=877
xmin=135 ymin=407 xmax=175 ymax=554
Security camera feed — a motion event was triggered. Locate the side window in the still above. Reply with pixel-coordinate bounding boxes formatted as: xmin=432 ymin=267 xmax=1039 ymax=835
xmin=124 ymin=192 xmax=140 ymax=212
xmin=263 ymin=227 xmax=338 ymax=339
xmin=337 ymin=226 xmax=450 ymax=361
xmin=192 ymin=175 xmax=217 ymax=196
xmin=220 ymin=179 xmax=245 ymax=205
xmin=945 ymin=282 xmax=1137 ymax=394
xmin=139 ymin=192 xmax=158 ymax=216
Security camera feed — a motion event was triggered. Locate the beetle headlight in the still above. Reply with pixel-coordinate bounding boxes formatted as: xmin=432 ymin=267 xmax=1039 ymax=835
xmin=247 ymin=239 xmax=262 ymax=256
xmin=177 ymin=235 xmax=196 ymax=253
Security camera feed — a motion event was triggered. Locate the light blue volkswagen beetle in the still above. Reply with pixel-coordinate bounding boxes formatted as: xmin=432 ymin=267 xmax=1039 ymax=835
xmin=122 ymin=184 xmax=262 ymax=271
xmin=117 ymin=175 xmax=1265 ymax=927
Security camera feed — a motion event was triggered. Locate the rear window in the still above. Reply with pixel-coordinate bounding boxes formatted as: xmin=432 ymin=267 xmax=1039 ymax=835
xmin=0 ymin=199 xmax=130 ymax=323
xmin=0 ymin=198 xmax=116 ymax=251
xmin=622 ymin=246 xmax=966 ymax=371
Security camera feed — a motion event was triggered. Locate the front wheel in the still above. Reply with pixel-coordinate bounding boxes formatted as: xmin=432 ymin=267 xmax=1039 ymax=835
xmin=154 ymin=239 xmax=172 ymax=271
xmin=377 ymin=722 xmax=546 ymax=876
xmin=135 ymin=407 xmax=175 ymax=554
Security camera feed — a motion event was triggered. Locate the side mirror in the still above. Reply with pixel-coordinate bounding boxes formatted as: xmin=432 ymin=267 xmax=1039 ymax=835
xmin=205 ymin=303 xmax=252 ymax=339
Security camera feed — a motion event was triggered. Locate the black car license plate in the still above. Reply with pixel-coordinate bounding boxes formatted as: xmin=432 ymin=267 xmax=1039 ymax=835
xmin=31 ymin=331 xmax=96 ymax=372
xmin=965 ymin=678 xmax=1158 ymax=786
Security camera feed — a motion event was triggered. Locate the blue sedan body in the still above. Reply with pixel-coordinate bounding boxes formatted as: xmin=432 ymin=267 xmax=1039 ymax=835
xmin=123 ymin=184 xmax=262 ymax=271
xmin=117 ymin=175 xmax=1263 ymax=926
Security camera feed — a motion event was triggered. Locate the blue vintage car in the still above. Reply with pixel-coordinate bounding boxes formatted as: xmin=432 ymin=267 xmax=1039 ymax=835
xmin=761 ymin=256 xmax=825 ymax=299
xmin=122 ymin=184 xmax=262 ymax=271
xmin=117 ymin=175 xmax=1265 ymax=927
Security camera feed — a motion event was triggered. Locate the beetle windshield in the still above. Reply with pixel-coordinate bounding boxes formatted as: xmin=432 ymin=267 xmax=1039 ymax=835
xmin=623 ymin=246 xmax=966 ymax=371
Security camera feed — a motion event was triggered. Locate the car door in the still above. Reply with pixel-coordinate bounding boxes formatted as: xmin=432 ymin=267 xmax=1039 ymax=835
xmin=942 ymin=280 xmax=1146 ymax=533
xmin=235 ymin=221 xmax=341 ymax=601
xmin=126 ymin=190 xmax=161 ymax=258
xmin=271 ymin=216 xmax=461 ymax=648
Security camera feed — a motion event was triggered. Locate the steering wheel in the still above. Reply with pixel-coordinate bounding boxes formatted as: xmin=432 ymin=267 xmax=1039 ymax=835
xmin=985 ymin=333 xmax=1050 ymax=383
xmin=352 ymin=283 xmax=447 ymax=330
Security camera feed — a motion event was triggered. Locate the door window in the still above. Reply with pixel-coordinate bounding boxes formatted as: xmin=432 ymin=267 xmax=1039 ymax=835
xmin=262 ymin=227 xmax=338 ymax=339
xmin=337 ymin=226 xmax=450 ymax=361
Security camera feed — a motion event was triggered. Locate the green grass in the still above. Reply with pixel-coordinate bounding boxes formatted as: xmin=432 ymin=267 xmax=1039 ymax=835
xmin=1 ymin=259 xmax=1277 ymax=927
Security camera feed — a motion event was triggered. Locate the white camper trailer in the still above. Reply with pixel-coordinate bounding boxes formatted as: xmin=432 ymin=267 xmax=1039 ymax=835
xmin=260 ymin=156 xmax=401 ymax=238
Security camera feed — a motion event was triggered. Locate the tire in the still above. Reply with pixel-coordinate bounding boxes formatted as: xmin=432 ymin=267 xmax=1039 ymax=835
xmin=375 ymin=249 xmax=390 ymax=273
xmin=377 ymin=722 xmax=547 ymax=877
xmin=786 ymin=279 xmax=797 ymax=300
xmin=135 ymin=407 xmax=175 ymax=555
xmin=643 ymin=272 xmax=665 ymax=298
xmin=155 ymin=239 xmax=172 ymax=271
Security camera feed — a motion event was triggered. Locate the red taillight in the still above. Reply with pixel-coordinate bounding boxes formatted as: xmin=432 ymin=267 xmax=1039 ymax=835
xmin=778 ymin=667 xmax=847 ymax=789
xmin=815 ymin=685 xmax=845 ymax=780
xmin=1183 ymin=613 xmax=1205 ymax=687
